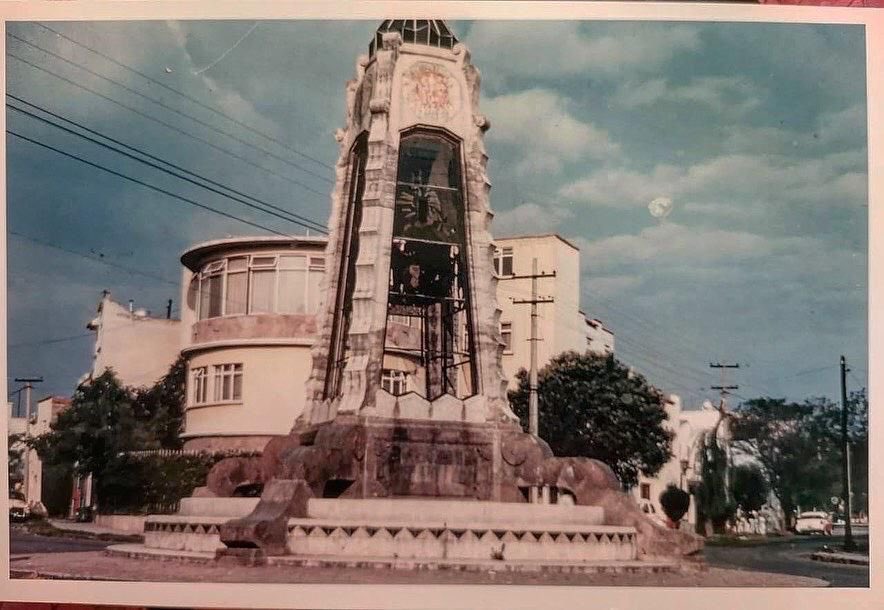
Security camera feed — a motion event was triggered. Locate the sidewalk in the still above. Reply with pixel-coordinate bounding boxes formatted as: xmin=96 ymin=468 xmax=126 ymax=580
xmin=48 ymin=519 xmax=131 ymax=537
xmin=810 ymin=551 xmax=870 ymax=566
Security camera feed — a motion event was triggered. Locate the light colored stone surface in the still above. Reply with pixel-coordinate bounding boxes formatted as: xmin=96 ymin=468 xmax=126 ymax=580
xmin=94 ymin=514 xmax=146 ymax=534
xmin=14 ymin=549 xmax=830 ymax=585
xmin=396 ymin=392 xmax=431 ymax=420
xmin=429 ymin=394 xmax=464 ymax=421
xmin=178 ymin=497 xmax=259 ymax=517
xmin=306 ymin=498 xmax=604 ymax=526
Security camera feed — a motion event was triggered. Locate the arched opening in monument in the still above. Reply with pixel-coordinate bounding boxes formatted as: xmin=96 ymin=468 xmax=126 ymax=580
xmin=324 ymin=133 xmax=368 ymax=399
xmin=382 ymin=128 xmax=478 ymax=401
xmin=232 ymin=482 xmax=264 ymax=498
xmin=322 ymin=479 xmax=354 ymax=498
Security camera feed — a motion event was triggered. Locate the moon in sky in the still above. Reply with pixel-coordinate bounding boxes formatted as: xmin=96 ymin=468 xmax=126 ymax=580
xmin=648 ymin=196 xmax=673 ymax=219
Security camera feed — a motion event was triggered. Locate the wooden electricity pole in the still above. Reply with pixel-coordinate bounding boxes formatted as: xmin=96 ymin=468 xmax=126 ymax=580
xmin=840 ymin=355 xmax=855 ymax=551
xmin=508 ymin=258 xmax=554 ymax=503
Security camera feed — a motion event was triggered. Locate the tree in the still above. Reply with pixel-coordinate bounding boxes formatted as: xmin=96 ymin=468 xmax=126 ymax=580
xmin=508 ymin=351 xmax=673 ymax=488
xmin=730 ymin=464 xmax=769 ymax=518
xmin=730 ymin=397 xmax=841 ymax=529
xmin=8 ymin=433 xmax=24 ymax=491
xmin=694 ymin=430 xmax=736 ymax=535
xmin=659 ymin=484 xmax=691 ymax=527
xmin=29 ymin=370 xmax=154 ymax=483
xmin=133 ymin=355 xmax=187 ymax=449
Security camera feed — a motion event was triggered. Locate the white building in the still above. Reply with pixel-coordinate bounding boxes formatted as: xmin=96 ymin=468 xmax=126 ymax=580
xmin=7 ymin=396 xmax=70 ymax=509
xmin=494 ymin=234 xmax=614 ymax=387
xmin=179 ymin=236 xmax=327 ymax=451
xmin=86 ymin=292 xmax=181 ymax=388
xmin=632 ymin=397 xmax=722 ymax=526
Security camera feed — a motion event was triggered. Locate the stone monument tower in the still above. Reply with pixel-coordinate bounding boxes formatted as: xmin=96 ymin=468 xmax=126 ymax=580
xmin=212 ymin=20 xmax=701 ymax=563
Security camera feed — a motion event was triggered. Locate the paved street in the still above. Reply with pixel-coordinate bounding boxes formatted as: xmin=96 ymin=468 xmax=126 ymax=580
xmin=704 ymin=533 xmax=869 ymax=588
xmin=9 ymin=527 xmax=112 ymax=555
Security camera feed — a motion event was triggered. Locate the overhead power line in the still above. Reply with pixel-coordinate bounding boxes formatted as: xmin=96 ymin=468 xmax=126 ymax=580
xmin=8 ymin=98 xmax=328 ymax=234
xmin=34 ymin=23 xmax=333 ymax=172
xmin=8 ymin=31 xmax=333 ymax=185
xmin=9 ymin=332 xmax=94 ymax=349
xmin=7 ymin=53 xmax=328 ymax=199
xmin=9 ymin=230 xmax=180 ymax=286
xmin=8 ymin=129 xmax=288 ymax=236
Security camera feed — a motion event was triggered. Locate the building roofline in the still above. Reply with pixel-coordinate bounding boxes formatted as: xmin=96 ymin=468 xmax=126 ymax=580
xmin=181 ymin=235 xmax=329 ymax=270
xmin=493 ymin=233 xmax=580 ymax=252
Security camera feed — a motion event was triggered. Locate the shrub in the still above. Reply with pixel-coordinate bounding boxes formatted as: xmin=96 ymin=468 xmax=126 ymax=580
xmin=659 ymin=484 xmax=691 ymax=526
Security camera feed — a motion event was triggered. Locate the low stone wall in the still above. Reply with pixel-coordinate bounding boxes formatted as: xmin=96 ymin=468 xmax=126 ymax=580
xmin=96 ymin=514 xmax=147 ymax=534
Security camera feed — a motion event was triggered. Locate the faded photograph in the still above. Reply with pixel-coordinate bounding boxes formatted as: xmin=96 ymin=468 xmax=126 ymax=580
xmin=5 ymin=18 xmax=869 ymax=587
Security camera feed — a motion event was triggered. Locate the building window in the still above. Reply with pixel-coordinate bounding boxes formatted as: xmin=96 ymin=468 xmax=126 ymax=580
xmin=500 ymin=321 xmax=513 ymax=353
xmin=381 ymin=369 xmax=409 ymax=396
xmin=640 ymin=483 xmax=651 ymax=500
xmin=194 ymin=253 xmax=326 ymax=319
xmin=199 ymin=261 xmax=225 ymax=320
xmin=213 ymin=363 xmax=243 ymax=402
xmin=493 ymin=247 xmax=514 ymax=277
xmin=191 ymin=367 xmax=208 ymax=405
xmin=225 ymin=256 xmax=248 ymax=315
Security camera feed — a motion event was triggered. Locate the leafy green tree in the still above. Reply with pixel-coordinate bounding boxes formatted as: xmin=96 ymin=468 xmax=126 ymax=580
xmin=508 ymin=351 xmax=673 ymax=488
xmin=134 ymin=355 xmax=187 ymax=449
xmin=29 ymin=369 xmax=155 ymax=508
xmin=659 ymin=484 xmax=691 ymax=526
xmin=730 ymin=397 xmax=841 ymax=528
xmin=730 ymin=464 xmax=769 ymax=518
xmin=694 ymin=430 xmax=736 ymax=535
xmin=8 ymin=433 xmax=24 ymax=491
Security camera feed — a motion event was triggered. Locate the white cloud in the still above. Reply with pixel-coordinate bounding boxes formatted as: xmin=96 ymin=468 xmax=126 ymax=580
xmin=493 ymin=202 xmax=573 ymax=237
xmin=559 ymin=150 xmax=867 ymax=215
xmin=483 ymin=88 xmax=619 ymax=173
xmin=613 ymin=76 xmax=762 ymax=114
xmin=465 ymin=22 xmax=700 ymax=83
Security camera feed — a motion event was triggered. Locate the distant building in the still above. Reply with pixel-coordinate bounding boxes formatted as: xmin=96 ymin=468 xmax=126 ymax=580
xmin=584 ymin=316 xmax=615 ymax=355
xmin=494 ymin=234 xmax=614 ymax=386
xmin=179 ymin=236 xmax=327 ymax=451
xmin=7 ymin=396 xmax=71 ymax=508
xmin=632 ymin=397 xmax=722 ymax=526
xmin=86 ymin=292 xmax=181 ymax=388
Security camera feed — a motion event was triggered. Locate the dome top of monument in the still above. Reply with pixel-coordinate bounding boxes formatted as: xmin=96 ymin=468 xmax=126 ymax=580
xmin=369 ymin=20 xmax=458 ymax=56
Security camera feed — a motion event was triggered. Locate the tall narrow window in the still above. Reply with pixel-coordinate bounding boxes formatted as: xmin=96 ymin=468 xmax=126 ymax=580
xmin=191 ymin=367 xmax=208 ymax=405
xmin=249 ymin=256 xmax=277 ymax=313
xmin=225 ymin=256 xmax=248 ymax=315
xmin=384 ymin=129 xmax=478 ymax=400
xmin=500 ymin=322 xmax=513 ymax=353
xmin=278 ymin=255 xmax=307 ymax=313
xmin=325 ymin=134 xmax=368 ymax=398
xmin=493 ymin=247 xmax=514 ymax=277
xmin=213 ymin=363 xmax=243 ymax=402
xmin=307 ymin=257 xmax=325 ymax=313
xmin=199 ymin=261 xmax=225 ymax=319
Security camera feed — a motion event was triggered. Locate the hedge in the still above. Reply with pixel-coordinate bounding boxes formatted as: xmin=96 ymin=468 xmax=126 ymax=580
xmin=97 ymin=450 xmax=258 ymax=515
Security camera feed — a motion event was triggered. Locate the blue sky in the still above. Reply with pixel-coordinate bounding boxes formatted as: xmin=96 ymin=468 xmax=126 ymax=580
xmin=5 ymin=19 xmax=868 ymax=407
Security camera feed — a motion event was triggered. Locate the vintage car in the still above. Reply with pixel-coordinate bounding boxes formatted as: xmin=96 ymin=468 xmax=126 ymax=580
xmin=795 ymin=511 xmax=833 ymax=535
xmin=8 ymin=491 xmax=30 ymax=523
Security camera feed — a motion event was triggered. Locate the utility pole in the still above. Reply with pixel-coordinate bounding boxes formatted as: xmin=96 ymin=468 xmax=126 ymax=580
xmin=840 ymin=355 xmax=855 ymax=551
xmin=710 ymin=363 xmax=739 ymax=504
xmin=508 ymin=258 xmax=555 ymax=503
xmin=13 ymin=376 xmax=43 ymax=503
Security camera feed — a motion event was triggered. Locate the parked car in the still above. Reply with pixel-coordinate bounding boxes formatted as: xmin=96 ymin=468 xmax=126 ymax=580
xmin=8 ymin=491 xmax=30 ymax=522
xmin=795 ymin=511 xmax=833 ymax=535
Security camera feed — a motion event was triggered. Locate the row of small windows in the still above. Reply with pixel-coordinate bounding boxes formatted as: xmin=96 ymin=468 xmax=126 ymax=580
xmin=190 ymin=254 xmax=325 ymax=320
xmin=191 ymin=363 xmax=243 ymax=405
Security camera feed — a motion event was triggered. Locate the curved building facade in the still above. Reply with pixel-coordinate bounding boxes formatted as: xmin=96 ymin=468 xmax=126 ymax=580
xmin=179 ymin=236 xmax=327 ymax=451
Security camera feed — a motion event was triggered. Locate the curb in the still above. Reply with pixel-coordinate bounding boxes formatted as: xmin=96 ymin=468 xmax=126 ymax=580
xmin=810 ymin=552 xmax=869 ymax=566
